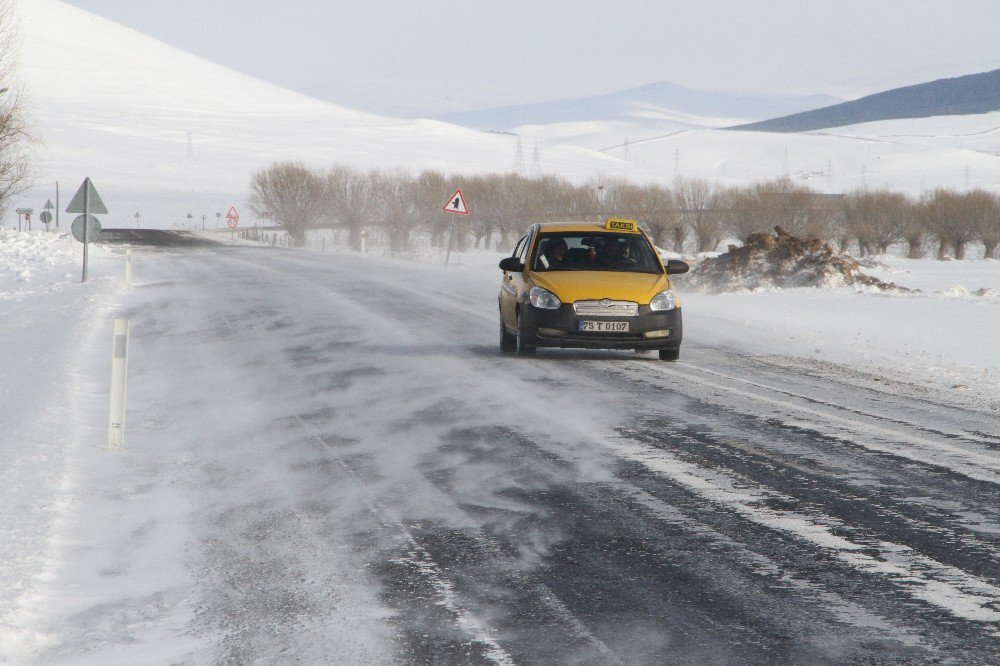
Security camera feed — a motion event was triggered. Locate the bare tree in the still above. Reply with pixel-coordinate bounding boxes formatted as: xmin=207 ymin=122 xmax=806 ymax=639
xmin=461 ymin=175 xmax=495 ymax=248
xmin=723 ymin=184 xmax=768 ymax=244
xmin=902 ymin=199 xmax=929 ymax=259
xmin=978 ymin=192 xmax=1000 ymax=259
xmin=246 ymin=162 xmax=326 ymax=246
xmin=842 ymin=189 xmax=912 ymax=256
xmin=923 ymin=189 xmax=986 ymax=259
xmin=325 ymin=164 xmax=378 ymax=250
xmin=373 ymin=168 xmax=419 ymax=253
xmin=765 ymin=178 xmax=835 ymax=241
xmin=524 ymin=175 xmax=582 ymax=227
xmin=0 ymin=2 xmax=30 ymax=218
xmin=590 ymin=176 xmax=633 ymax=219
xmin=472 ymin=172 xmax=529 ymax=249
xmin=412 ymin=170 xmax=451 ymax=248
xmin=674 ymin=177 xmax=724 ymax=252
xmin=633 ymin=183 xmax=681 ymax=250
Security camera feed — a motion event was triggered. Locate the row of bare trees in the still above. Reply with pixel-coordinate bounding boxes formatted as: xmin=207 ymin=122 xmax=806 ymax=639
xmin=248 ymin=162 xmax=1000 ymax=259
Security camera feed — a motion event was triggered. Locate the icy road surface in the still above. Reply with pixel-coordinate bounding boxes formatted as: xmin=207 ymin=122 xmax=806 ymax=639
xmin=3 ymin=241 xmax=999 ymax=664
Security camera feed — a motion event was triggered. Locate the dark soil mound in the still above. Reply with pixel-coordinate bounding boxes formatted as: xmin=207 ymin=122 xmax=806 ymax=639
xmin=686 ymin=227 xmax=912 ymax=293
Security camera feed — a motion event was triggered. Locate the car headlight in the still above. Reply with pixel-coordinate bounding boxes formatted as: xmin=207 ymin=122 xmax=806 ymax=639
xmin=649 ymin=289 xmax=677 ymax=311
xmin=529 ymin=286 xmax=562 ymax=309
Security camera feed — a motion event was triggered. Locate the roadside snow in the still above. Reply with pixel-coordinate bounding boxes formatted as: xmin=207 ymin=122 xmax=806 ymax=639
xmin=0 ymin=229 xmax=106 ymax=298
xmin=0 ymin=232 xmax=124 ymax=659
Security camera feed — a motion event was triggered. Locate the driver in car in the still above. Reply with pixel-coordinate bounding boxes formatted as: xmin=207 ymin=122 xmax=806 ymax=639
xmin=600 ymin=239 xmax=634 ymax=268
xmin=542 ymin=236 xmax=569 ymax=268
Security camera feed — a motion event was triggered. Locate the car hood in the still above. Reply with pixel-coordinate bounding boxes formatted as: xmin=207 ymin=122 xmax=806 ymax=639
xmin=531 ymin=271 xmax=670 ymax=304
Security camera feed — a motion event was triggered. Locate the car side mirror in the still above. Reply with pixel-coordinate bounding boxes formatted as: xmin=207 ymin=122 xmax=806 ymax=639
xmin=499 ymin=257 xmax=524 ymax=272
xmin=666 ymin=259 xmax=689 ymax=275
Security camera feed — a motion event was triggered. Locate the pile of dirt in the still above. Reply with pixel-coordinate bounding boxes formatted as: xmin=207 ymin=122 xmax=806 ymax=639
xmin=685 ymin=226 xmax=912 ymax=293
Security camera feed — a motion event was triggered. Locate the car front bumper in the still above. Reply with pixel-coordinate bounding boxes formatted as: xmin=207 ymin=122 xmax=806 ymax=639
xmin=519 ymin=303 xmax=682 ymax=350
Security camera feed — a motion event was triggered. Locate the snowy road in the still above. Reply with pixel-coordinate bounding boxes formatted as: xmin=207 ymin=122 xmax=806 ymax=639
xmin=6 ymin=242 xmax=999 ymax=664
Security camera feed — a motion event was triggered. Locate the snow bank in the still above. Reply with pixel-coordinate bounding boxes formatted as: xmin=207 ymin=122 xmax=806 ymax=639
xmin=0 ymin=229 xmax=110 ymax=298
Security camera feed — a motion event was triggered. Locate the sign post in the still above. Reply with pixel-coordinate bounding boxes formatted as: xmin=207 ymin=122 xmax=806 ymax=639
xmin=66 ymin=177 xmax=109 ymax=282
xmin=43 ymin=199 xmax=54 ymax=231
xmin=441 ymin=188 xmax=469 ymax=266
xmin=15 ymin=208 xmax=33 ymax=232
xmin=226 ymin=207 xmax=239 ymax=240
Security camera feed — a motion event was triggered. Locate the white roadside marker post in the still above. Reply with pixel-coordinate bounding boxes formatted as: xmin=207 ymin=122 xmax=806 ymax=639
xmin=108 ymin=319 xmax=130 ymax=451
xmin=125 ymin=249 xmax=133 ymax=287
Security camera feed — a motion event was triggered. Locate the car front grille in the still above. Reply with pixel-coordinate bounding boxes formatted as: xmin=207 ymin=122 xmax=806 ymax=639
xmin=573 ymin=300 xmax=639 ymax=317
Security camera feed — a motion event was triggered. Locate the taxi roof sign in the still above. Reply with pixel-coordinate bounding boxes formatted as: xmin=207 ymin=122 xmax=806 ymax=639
xmin=605 ymin=217 xmax=639 ymax=232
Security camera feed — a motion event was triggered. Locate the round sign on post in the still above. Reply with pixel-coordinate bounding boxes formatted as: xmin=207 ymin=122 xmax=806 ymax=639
xmin=227 ymin=217 xmax=238 ymax=228
xmin=39 ymin=211 xmax=53 ymax=225
xmin=71 ymin=214 xmax=102 ymax=243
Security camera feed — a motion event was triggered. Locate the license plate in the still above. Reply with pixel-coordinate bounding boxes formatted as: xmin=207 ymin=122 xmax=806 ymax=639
xmin=578 ymin=320 xmax=629 ymax=332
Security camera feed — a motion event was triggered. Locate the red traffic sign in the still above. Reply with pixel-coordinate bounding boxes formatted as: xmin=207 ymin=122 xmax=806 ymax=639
xmin=226 ymin=206 xmax=240 ymax=228
xmin=441 ymin=188 xmax=469 ymax=215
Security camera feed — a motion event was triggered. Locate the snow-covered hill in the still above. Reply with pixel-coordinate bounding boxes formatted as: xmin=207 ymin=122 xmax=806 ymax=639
xmin=9 ymin=0 xmax=1000 ymax=231
xmin=12 ymin=1 xmax=644 ymax=228
xmin=432 ymin=81 xmax=841 ymax=131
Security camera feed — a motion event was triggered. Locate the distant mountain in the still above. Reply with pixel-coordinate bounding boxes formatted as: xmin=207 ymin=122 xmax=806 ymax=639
xmin=732 ymin=68 xmax=1000 ymax=133
xmin=432 ymin=82 xmax=842 ymax=131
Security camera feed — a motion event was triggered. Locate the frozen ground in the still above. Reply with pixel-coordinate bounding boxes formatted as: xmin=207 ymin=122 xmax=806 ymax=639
xmin=1 ymin=231 xmax=997 ymax=662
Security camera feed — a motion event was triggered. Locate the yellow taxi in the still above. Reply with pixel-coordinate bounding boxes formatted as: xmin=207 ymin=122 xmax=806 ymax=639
xmin=498 ymin=218 xmax=689 ymax=360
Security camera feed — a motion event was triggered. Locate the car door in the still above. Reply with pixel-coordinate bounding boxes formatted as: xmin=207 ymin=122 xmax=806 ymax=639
xmin=500 ymin=231 xmax=532 ymax=330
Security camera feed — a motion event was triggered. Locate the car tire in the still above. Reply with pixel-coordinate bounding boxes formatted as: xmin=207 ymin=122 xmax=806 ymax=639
xmin=515 ymin=314 xmax=536 ymax=356
xmin=500 ymin=319 xmax=516 ymax=353
xmin=658 ymin=347 xmax=680 ymax=361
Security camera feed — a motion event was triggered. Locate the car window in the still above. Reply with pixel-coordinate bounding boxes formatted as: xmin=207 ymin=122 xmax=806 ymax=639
xmin=531 ymin=232 xmax=663 ymax=273
xmin=516 ymin=232 xmax=532 ymax=265
xmin=511 ymin=235 xmax=527 ymax=261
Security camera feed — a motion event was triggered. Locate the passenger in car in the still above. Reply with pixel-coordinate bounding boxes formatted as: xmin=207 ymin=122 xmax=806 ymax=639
xmin=542 ymin=236 xmax=569 ymax=268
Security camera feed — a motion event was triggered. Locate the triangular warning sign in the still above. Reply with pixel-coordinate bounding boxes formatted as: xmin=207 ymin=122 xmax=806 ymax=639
xmin=441 ymin=188 xmax=469 ymax=215
xmin=65 ymin=177 xmax=109 ymax=214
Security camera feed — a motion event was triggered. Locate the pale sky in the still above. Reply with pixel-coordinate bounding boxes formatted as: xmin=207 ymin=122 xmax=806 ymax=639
xmin=62 ymin=0 xmax=1000 ymax=117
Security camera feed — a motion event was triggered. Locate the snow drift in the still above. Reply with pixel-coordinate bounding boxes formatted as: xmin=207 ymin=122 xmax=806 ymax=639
xmin=686 ymin=227 xmax=911 ymax=292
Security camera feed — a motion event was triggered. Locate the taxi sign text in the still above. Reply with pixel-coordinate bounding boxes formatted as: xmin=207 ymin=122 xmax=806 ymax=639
xmin=605 ymin=217 xmax=639 ymax=232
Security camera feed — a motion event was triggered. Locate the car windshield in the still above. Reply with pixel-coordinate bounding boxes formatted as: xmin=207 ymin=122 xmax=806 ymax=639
xmin=531 ymin=232 xmax=663 ymax=273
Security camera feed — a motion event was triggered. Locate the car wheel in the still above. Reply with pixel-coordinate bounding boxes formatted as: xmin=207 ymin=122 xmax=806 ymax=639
xmin=516 ymin=314 xmax=535 ymax=356
xmin=500 ymin=318 xmax=516 ymax=353
xmin=658 ymin=347 xmax=680 ymax=361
